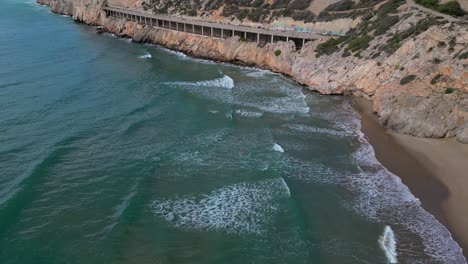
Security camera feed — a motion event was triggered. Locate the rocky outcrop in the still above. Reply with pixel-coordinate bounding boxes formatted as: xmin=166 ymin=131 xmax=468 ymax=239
xmin=38 ymin=0 xmax=105 ymax=24
xmin=38 ymin=0 xmax=468 ymax=142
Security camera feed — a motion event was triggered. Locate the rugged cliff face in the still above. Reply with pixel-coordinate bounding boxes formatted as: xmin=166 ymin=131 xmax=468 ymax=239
xmin=38 ymin=0 xmax=468 ymax=143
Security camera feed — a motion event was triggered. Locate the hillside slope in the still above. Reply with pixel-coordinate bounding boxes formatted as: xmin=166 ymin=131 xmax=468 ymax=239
xmin=38 ymin=0 xmax=468 ymax=142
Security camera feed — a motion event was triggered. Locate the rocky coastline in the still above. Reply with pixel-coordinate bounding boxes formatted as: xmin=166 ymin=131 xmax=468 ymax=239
xmin=38 ymin=0 xmax=468 ymax=142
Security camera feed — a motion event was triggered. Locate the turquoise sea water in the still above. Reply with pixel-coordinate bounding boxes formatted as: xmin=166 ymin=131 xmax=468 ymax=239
xmin=0 ymin=1 xmax=465 ymax=263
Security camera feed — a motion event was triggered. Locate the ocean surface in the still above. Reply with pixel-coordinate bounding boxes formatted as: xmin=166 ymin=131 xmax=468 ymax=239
xmin=0 ymin=1 xmax=465 ymax=263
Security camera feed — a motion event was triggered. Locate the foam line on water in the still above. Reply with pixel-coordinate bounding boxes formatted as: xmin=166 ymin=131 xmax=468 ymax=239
xmin=234 ymin=109 xmax=263 ymax=118
xmin=101 ymin=183 xmax=138 ymax=234
xmin=277 ymin=99 xmax=466 ymax=263
xmin=151 ymin=178 xmax=290 ymax=235
xmin=285 ymin=124 xmax=350 ymax=137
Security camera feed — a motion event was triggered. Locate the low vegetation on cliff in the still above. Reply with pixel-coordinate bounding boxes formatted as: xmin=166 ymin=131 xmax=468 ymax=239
xmin=416 ymin=0 xmax=466 ymax=16
xmin=142 ymin=0 xmax=318 ymax=22
xmin=42 ymin=0 xmax=468 ymax=143
xmin=141 ymin=0 xmax=404 ymax=23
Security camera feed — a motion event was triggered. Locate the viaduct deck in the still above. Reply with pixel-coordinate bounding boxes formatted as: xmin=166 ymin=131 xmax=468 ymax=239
xmin=103 ymin=6 xmax=326 ymax=49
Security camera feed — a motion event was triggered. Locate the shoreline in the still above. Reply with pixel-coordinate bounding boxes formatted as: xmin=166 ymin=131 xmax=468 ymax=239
xmin=353 ymin=96 xmax=468 ymax=259
xmin=38 ymin=3 xmax=468 ymax=259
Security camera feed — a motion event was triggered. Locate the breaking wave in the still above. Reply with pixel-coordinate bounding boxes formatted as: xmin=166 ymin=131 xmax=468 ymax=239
xmin=379 ymin=225 xmax=397 ymax=264
xmin=150 ymin=178 xmax=290 ymax=235
xmin=165 ymin=75 xmax=234 ymax=89
xmin=272 ymin=143 xmax=284 ymax=153
xmin=275 ymin=99 xmax=465 ymax=263
xmin=138 ymin=52 xmax=152 ymax=59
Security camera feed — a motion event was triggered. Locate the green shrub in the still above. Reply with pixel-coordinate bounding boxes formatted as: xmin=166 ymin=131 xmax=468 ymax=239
xmin=432 ymin=57 xmax=442 ymax=64
xmin=415 ymin=0 xmax=466 ymax=16
xmin=288 ymin=0 xmax=313 ymax=10
xmin=459 ymin=52 xmax=468 ymax=59
xmin=400 ymin=74 xmax=417 ymax=85
xmin=274 ymin=49 xmax=282 ymax=56
xmin=436 ymin=1 xmax=465 ymax=16
xmin=445 ymin=87 xmax=455 ymax=94
xmin=292 ymin=10 xmax=315 ymax=22
xmin=342 ymin=51 xmax=351 ymax=57
xmin=377 ymin=0 xmax=404 ymax=15
xmin=324 ymin=0 xmax=355 ymax=11
xmin=345 ymin=35 xmax=373 ymax=52
xmin=373 ymin=15 xmax=400 ymax=36
xmin=431 ymin=73 xmax=442 ymax=84
xmin=371 ymin=51 xmax=381 ymax=59
xmin=383 ymin=17 xmax=441 ymax=55
xmin=448 ymin=37 xmax=456 ymax=53
xmin=437 ymin=41 xmax=446 ymax=47
xmin=315 ymin=37 xmax=347 ymax=57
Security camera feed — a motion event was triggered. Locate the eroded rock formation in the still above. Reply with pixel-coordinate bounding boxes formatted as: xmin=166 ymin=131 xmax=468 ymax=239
xmin=37 ymin=0 xmax=468 ymax=142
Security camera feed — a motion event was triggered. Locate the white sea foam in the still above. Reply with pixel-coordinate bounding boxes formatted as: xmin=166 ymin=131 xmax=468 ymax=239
xmin=138 ymin=52 xmax=152 ymax=59
xmin=245 ymin=69 xmax=273 ymax=78
xmin=256 ymin=87 xmax=309 ymax=114
xmin=234 ymin=109 xmax=263 ymax=118
xmin=153 ymin=45 xmax=218 ymax=64
xmin=151 ymin=178 xmax=290 ymax=234
xmin=280 ymin=177 xmax=291 ymax=197
xmin=286 ymin=124 xmax=349 ymax=137
xmin=208 ymin=110 xmax=219 ymax=114
xmin=157 ymin=46 xmax=188 ymax=59
xmin=166 ymin=75 xmax=234 ymax=89
xmin=379 ymin=225 xmax=397 ymax=263
xmin=273 ymin=143 xmax=284 ymax=153
xmin=279 ymin=99 xmax=466 ymax=263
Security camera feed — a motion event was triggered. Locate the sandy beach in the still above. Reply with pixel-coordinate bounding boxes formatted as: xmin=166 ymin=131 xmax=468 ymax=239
xmin=354 ymin=96 xmax=468 ymax=258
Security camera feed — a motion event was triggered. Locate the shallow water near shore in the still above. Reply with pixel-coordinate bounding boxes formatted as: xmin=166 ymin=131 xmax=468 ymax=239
xmin=0 ymin=0 xmax=465 ymax=263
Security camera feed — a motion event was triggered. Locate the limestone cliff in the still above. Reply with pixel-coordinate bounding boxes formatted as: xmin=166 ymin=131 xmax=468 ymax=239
xmin=38 ymin=0 xmax=468 ymax=143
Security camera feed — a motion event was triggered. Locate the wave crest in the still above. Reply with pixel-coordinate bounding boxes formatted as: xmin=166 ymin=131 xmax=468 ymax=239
xmin=165 ymin=75 xmax=234 ymax=89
